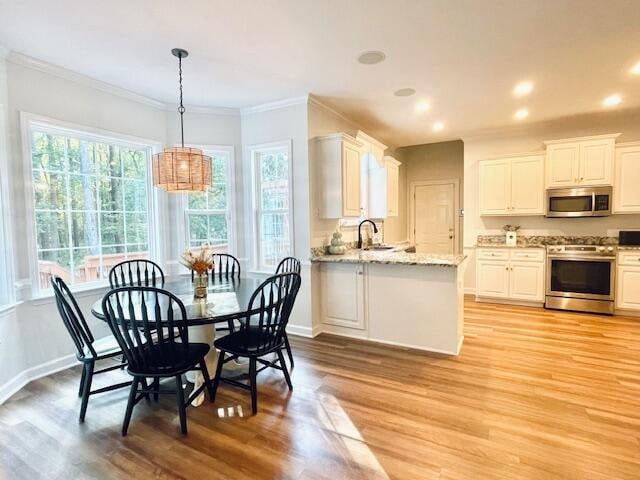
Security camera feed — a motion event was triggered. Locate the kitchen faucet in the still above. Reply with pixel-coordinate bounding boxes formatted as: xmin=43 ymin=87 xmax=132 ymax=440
xmin=357 ymin=219 xmax=378 ymax=249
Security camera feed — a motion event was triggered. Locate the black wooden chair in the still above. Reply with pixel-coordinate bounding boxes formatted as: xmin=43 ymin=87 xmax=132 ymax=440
xmin=211 ymin=272 xmax=301 ymax=414
xmin=52 ymin=276 xmax=131 ymax=423
xmin=275 ymin=257 xmax=301 ymax=368
xmin=108 ymin=259 xmax=165 ymax=288
xmin=102 ymin=287 xmax=214 ymax=435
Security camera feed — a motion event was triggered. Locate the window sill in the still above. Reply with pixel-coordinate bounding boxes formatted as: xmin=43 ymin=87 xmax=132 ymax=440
xmin=0 ymin=302 xmax=19 ymax=317
xmin=29 ymin=281 xmax=111 ymax=306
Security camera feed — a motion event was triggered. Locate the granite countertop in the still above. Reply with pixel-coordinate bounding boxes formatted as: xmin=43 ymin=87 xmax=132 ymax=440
xmin=477 ymin=235 xmax=619 ymax=248
xmin=618 ymin=246 xmax=640 ymax=251
xmin=310 ymin=245 xmax=467 ymax=267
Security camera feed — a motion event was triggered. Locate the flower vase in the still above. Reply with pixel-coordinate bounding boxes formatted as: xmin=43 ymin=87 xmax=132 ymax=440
xmin=193 ymin=273 xmax=208 ymax=299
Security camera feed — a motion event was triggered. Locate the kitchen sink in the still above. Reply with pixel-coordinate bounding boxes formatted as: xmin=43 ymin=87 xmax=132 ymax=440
xmin=363 ymin=245 xmax=395 ymax=251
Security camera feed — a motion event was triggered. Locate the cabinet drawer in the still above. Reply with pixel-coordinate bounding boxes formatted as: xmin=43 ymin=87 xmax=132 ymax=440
xmin=477 ymin=249 xmax=509 ymax=260
xmin=509 ymin=249 xmax=545 ymax=262
xmin=618 ymin=252 xmax=640 ymax=266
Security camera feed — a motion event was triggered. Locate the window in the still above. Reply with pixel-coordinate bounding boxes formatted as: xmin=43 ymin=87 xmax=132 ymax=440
xmin=26 ymin=117 xmax=157 ymax=291
xmin=185 ymin=147 xmax=234 ymax=253
xmin=251 ymin=141 xmax=293 ymax=272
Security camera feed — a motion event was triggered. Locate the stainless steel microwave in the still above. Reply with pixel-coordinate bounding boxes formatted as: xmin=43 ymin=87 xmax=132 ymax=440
xmin=545 ymin=186 xmax=612 ymax=217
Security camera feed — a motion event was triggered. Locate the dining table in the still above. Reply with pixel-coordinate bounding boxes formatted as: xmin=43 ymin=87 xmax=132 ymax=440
xmin=91 ymin=273 xmax=268 ymax=406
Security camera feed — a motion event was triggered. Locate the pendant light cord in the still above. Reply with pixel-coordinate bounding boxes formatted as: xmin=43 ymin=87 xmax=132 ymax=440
xmin=178 ymin=53 xmax=185 ymax=147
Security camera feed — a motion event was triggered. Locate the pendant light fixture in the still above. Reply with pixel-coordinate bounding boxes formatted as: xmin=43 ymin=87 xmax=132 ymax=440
xmin=152 ymin=48 xmax=211 ymax=192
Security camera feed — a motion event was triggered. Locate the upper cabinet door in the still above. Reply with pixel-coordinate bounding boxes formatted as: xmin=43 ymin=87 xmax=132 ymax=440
xmin=342 ymin=143 xmax=362 ymax=217
xmin=510 ymin=155 xmax=544 ymax=215
xmin=479 ymin=158 xmax=510 ymax=215
xmin=614 ymin=144 xmax=640 ymax=213
xmin=579 ymin=138 xmax=614 ymax=186
xmin=385 ymin=157 xmax=400 ymax=217
xmin=546 ymin=143 xmax=580 ymax=188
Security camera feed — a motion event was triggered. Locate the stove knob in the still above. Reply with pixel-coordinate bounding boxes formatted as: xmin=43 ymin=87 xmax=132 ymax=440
xmin=598 ymin=246 xmax=606 ymax=252
xmin=607 ymin=246 xmax=614 ymax=253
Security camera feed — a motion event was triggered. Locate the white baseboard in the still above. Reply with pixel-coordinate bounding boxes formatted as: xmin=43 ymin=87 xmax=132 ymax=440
xmin=0 ymin=353 xmax=77 ymax=405
xmin=286 ymin=323 xmax=321 ymax=338
xmin=464 ymin=287 xmax=476 ymax=295
xmin=317 ymin=328 xmax=462 ymax=356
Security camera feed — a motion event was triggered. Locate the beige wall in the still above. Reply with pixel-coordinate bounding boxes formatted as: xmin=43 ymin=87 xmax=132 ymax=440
xmin=396 ymin=140 xmax=464 ymax=252
xmin=463 ymin=108 xmax=640 ymax=291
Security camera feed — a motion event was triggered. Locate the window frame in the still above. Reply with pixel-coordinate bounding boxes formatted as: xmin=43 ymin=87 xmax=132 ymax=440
xmin=20 ymin=112 xmax=163 ymax=297
xmin=0 ymin=102 xmax=15 ymax=309
xmin=249 ymin=140 xmax=294 ymax=273
xmin=179 ymin=144 xmax=237 ymax=256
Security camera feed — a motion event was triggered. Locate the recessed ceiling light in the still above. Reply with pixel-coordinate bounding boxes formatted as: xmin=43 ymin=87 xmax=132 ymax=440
xmin=602 ymin=94 xmax=622 ymax=107
xmin=630 ymin=62 xmax=640 ymax=75
xmin=432 ymin=121 xmax=444 ymax=132
xmin=357 ymin=50 xmax=386 ymax=65
xmin=394 ymin=88 xmax=416 ymax=97
xmin=415 ymin=101 xmax=430 ymax=113
xmin=513 ymin=81 xmax=534 ymax=96
xmin=514 ymin=108 xmax=529 ymax=120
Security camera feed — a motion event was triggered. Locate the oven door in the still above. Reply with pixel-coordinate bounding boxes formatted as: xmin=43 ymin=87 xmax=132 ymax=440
xmin=546 ymin=256 xmax=615 ymax=301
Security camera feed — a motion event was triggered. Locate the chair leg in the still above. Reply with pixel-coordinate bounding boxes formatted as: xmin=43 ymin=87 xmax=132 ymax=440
xmin=249 ymin=357 xmax=258 ymax=415
xmin=211 ymin=349 xmax=225 ymax=401
xmin=122 ymin=378 xmax=139 ymax=436
xmin=78 ymin=364 xmax=87 ymax=397
xmin=175 ymin=375 xmax=187 ymax=435
xmin=283 ymin=333 xmax=294 ymax=369
xmin=153 ymin=378 xmax=160 ymax=402
xmin=277 ymin=349 xmax=293 ymax=391
xmin=79 ymin=361 xmax=94 ymax=423
xmin=140 ymin=378 xmax=151 ymax=403
xmin=120 ymin=354 xmax=126 ymax=370
xmin=200 ymin=361 xmax=214 ymax=401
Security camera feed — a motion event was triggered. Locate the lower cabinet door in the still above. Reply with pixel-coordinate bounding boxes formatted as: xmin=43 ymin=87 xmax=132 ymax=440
xmin=509 ymin=262 xmax=545 ymax=302
xmin=616 ymin=266 xmax=640 ymax=310
xmin=476 ymin=260 xmax=509 ymax=298
xmin=320 ymin=263 xmax=366 ymax=329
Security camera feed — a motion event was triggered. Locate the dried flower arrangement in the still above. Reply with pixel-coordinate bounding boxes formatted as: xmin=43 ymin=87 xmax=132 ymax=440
xmin=179 ymin=247 xmax=214 ymax=275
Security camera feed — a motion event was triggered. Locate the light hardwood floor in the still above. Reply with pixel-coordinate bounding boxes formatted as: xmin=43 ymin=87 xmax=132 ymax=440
xmin=1 ymin=300 xmax=639 ymax=479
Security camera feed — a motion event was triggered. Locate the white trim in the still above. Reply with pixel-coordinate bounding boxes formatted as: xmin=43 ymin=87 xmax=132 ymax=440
xmin=6 ymin=51 xmax=241 ymax=115
xmin=248 ymin=140 xmax=295 ymax=271
xmin=0 ymin=101 xmax=15 ymax=307
xmin=356 ymin=130 xmax=388 ymax=151
xmin=8 ymin=52 xmax=167 ymax=109
xmin=308 ymin=95 xmax=359 ymax=129
xmin=408 ymin=178 xmax=461 ymax=254
xmin=166 ymin=104 xmax=239 ymax=116
xmin=0 ymin=353 xmax=77 ymax=405
xmin=543 ymin=133 xmax=621 ymax=145
xmin=464 ymin=287 xmax=477 ymax=295
xmin=241 ymin=96 xmax=308 ymax=116
xmin=177 ymin=144 xmax=237 ymax=258
xmin=286 ymin=324 xmax=321 ymax=338
xmin=318 ymin=330 xmax=463 ymax=356
xmin=20 ymin=112 xmax=163 ymax=298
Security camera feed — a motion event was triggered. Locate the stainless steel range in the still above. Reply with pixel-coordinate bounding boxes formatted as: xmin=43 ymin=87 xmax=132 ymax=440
xmin=545 ymin=244 xmax=616 ymax=315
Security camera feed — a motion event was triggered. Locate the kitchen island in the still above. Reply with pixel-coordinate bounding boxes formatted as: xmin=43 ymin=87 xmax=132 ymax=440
xmin=311 ymin=247 xmax=468 ymax=355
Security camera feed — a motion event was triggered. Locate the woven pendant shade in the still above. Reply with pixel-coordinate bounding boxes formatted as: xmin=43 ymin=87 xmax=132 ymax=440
xmin=152 ymin=147 xmax=212 ymax=192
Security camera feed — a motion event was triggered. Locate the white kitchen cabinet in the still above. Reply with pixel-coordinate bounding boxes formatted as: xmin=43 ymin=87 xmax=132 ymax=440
xmin=313 ymin=133 xmax=364 ymax=218
xmin=476 ymin=260 xmax=510 ymax=298
xmin=320 ymin=262 xmax=367 ymax=330
xmin=508 ymin=261 xmax=545 ymax=301
xmin=479 ymin=154 xmax=544 ymax=216
xmin=613 ymin=142 xmax=640 ymax=213
xmin=368 ymin=155 xmax=401 ymax=218
xmin=544 ymin=134 xmax=618 ymax=188
xmin=476 ymin=248 xmax=545 ymax=303
xmin=616 ymin=252 xmax=640 ymax=311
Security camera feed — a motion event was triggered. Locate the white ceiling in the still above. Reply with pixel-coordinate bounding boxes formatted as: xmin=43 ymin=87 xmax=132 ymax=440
xmin=1 ymin=0 xmax=640 ymax=146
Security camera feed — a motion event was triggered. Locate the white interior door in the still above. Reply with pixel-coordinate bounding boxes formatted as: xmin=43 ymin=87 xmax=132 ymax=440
xmin=413 ymin=183 xmax=455 ymax=253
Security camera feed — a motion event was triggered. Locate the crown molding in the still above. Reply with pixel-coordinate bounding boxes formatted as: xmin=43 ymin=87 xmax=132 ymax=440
xmin=6 ymin=51 xmax=241 ymax=116
xmin=240 ymin=95 xmax=309 ymax=116
xmin=308 ymin=94 xmax=358 ymax=128
xmin=165 ymin=104 xmax=240 ymax=116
